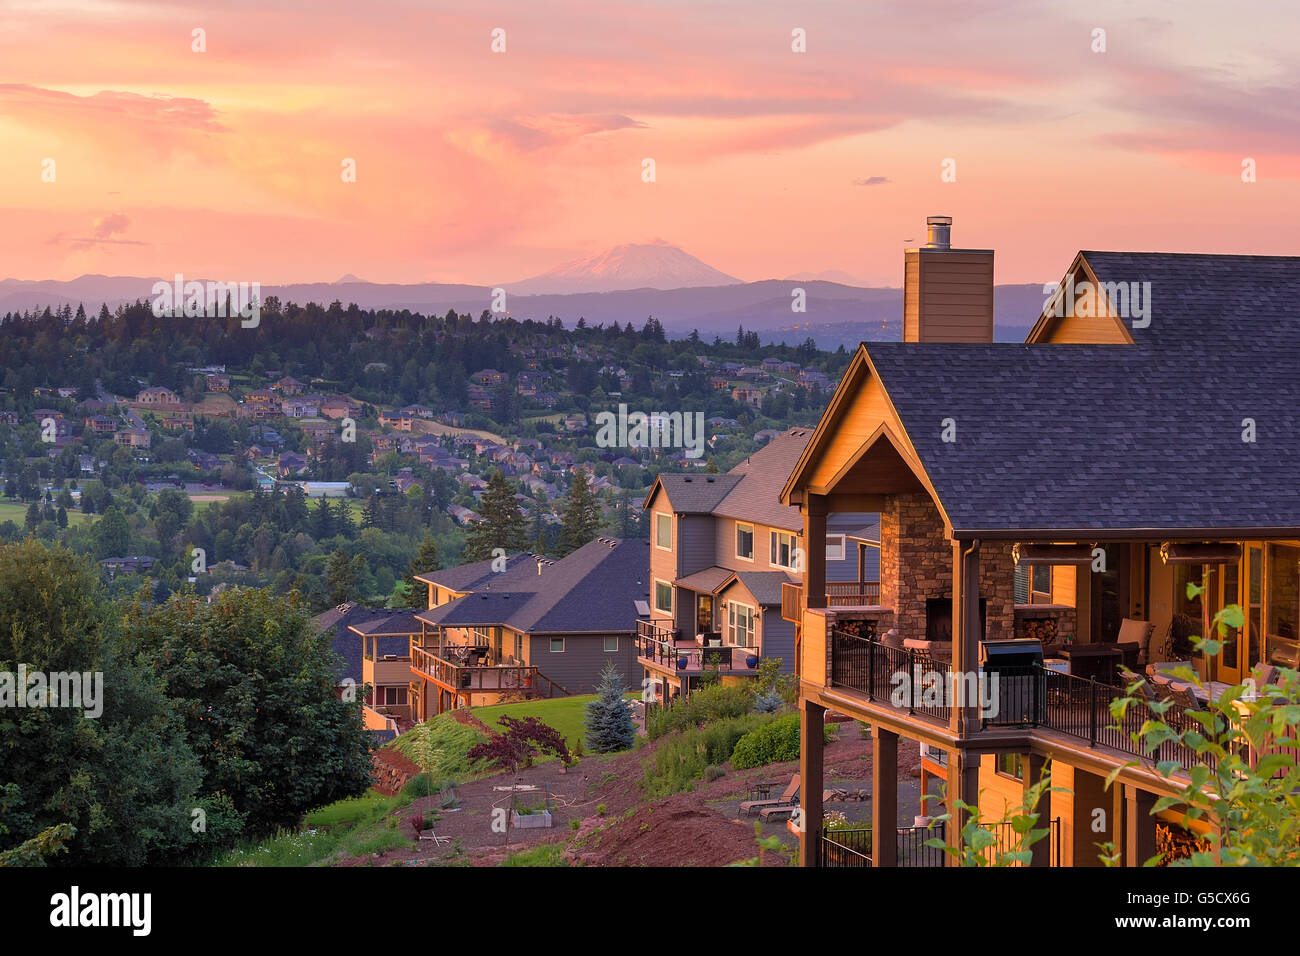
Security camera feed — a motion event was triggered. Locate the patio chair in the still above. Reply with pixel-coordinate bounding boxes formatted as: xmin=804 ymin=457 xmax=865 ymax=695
xmin=1116 ymin=618 xmax=1155 ymax=669
xmin=758 ymin=791 xmax=836 ymax=821
xmin=740 ymin=774 xmax=799 ymax=816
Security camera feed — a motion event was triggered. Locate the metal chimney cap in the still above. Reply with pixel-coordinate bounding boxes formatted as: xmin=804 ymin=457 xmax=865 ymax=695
xmin=923 ymin=215 xmax=952 ymax=249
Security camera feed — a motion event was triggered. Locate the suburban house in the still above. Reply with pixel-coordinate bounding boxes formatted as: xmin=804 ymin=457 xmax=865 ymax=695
xmin=406 ymin=538 xmax=649 ymax=718
xmin=640 ymin=428 xmax=877 ymax=702
xmin=314 ymin=604 xmax=422 ymax=736
xmin=135 ymin=386 xmax=180 ymax=406
xmin=782 ymin=216 xmax=1300 ymax=868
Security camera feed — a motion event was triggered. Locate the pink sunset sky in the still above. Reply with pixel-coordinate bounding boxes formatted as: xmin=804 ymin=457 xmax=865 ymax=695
xmin=3 ymin=0 xmax=1298 ymax=286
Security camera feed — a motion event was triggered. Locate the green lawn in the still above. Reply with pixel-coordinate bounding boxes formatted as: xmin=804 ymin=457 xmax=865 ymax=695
xmin=0 ymin=500 xmax=94 ymax=527
xmin=472 ymin=692 xmax=638 ymax=751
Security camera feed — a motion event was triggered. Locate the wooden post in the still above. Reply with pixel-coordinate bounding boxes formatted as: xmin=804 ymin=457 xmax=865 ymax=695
xmin=799 ymin=699 xmax=825 ymax=867
xmin=1124 ymin=786 xmax=1157 ymax=867
xmin=872 ymin=726 xmax=899 ymax=866
xmin=1025 ymin=752 xmax=1051 ymax=866
xmin=804 ymin=495 xmax=828 ymax=610
xmin=951 ymin=539 xmax=982 ymax=738
xmin=946 ymin=748 xmax=980 ymax=864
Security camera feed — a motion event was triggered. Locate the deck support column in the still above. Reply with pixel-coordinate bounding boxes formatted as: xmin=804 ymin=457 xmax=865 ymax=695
xmin=804 ymin=495 xmax=828 ymax=612
xmin=951 ymin=539 xmax=982 ymax=738
xmin=1025 ymin=752 xmax=1052 ymax=866
xmin=799 ymin=699 xmax=825 ymax=867
xmin=945 ymin=748 xmax=980 ymax=864
xmin=1124 ymin=786 xmax=1157 ymax=867
xmin=871 ymin=726 xmax=899 ymax=866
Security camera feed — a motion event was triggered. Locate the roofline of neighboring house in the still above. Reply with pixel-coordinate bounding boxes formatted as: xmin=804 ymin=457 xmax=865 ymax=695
xmin=952 ymin=526 xmax=1300 ymax=541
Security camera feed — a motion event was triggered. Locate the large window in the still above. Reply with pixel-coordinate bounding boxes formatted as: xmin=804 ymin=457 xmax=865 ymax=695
xmin=655 ymin=513 xmax=672 ymax=551
xmin=770 ymin=531 xmax=798 ymax=570
xmin=1267 ymin=544 xmax=1299 ymax=668
xmin=736 ymin=523 xmax=754 ymax=561
xmin=728 ymin=602 xmax=756 ymax=647
xmin=654 ymin=579 xmax=674 ymax=615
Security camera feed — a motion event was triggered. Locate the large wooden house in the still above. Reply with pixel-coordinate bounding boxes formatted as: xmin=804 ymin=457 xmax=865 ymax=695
xmin=783 ymin=217 xmax=1300 ymax=867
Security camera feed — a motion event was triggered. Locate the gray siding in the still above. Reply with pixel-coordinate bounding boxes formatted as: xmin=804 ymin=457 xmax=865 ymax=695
xmin=761 ymin=611 xmax=796 ymax=674
xmin=674 ymin=514 xmax=716 ymax=577
xmin=527 ymin=632 xmax=642 ymax=696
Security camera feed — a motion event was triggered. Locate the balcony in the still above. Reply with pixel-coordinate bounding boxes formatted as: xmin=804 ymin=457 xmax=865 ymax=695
xmin=824 ymin=629 xmax=1275 ymax=777
xmin=409 ymin=645 xmax=567 ymax=699
xmin=820 ymin=818 xmax=1062 ymax=867
xmin=781 ymin=581 xmax=882 ymax=623
xmin=635 ymin=621 xmax=759 ymax=675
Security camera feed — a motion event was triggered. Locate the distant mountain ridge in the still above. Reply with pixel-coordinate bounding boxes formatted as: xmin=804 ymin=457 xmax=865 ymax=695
xmin=0 ymin=273 xmax=1049 ymax=347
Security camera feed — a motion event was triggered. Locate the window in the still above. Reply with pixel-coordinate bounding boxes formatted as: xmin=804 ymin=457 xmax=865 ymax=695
xmin=736 ymin=523 xmax=754 ymax=561
xmin=1266 ymin=544 xmax=1299 ymax=668
xmin=825 ymin=534 xmax=846 ymax=562
xmin=549 ymin=637 xmax=565 ymax=653
xmin=770 ymin=531 xmax=798 ymax=570
xmin=381 ymin=686 xmax=408 ymax=706
xmin=1030 ymin=565 xmax=1052 ymax=603
xmin=603 ymin=636 xmax=618 ymax=653
xmin=654 ymin=579 xmax=673 ymax=615
xmin=996 ymin=753 xmax=1024 ymax=780
xmin=655 ymin=513 xmax=672 ymax=550
xmin=727 ymin=602 xmax=756 ymax=647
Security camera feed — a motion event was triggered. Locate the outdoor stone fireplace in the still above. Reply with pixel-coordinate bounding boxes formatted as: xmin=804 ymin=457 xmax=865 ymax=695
xmin=878 ymin=492 xmax=1016 ymax=642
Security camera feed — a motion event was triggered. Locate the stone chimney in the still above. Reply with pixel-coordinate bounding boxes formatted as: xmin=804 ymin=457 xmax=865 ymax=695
xmin=903 ymin=215 xmax=995 ymax=342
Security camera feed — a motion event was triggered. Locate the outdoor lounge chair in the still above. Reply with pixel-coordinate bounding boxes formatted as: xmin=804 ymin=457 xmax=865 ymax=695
xmin=740 ymin=774 xmax=799 ymax=816
xmin=758 ymin=790 xmax=836 ymax=821
xmin=1116 ymin=618 xmax=1156 ymax=669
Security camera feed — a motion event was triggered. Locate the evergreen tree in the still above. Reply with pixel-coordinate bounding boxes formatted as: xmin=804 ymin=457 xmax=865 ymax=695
xmin=463 ymin=470 xmax=526 ymax=561
xmin=324 ymin=548 xmax=359 ymax=606
xmin=403 ymin=533 xmax=441 ymax=609
xmin=559 ymin=469 xmax=601 ymax=555
xmin=584 ymin=662 xmax=637 ymax=753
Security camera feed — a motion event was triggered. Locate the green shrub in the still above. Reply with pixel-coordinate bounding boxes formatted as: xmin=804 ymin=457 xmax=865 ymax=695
xmin=647 ymin=684 xmax=756 ymax=739
xmin=704 ymin=764 xmax=725 ymax=782
xmin=387 ymin=716 xmax=492 ymax=780
xmin=596 ymin=803 xmax=607 ymax=816
xmin=642 ymin=713 xmax=773 ymax=797
xmin=730 ymin=713 xmax=827 ymax=769
xmin=346 ymin=830 xmax=408 ymax=857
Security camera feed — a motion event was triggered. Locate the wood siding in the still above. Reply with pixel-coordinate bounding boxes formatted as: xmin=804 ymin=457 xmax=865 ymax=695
xmin=904 ymin=249 xmax=994 ymax=344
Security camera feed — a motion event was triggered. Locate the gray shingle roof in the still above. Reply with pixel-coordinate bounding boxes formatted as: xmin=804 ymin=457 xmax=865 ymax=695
xmin=865 ymin=332 xmax=1300 ymax=533
xmin=414 ymin=551 xmax=551 ymax=592
xmin=674 ymin=565 xmax=735 ymax=593
xmin=312 ymin=604 xmax=415 ymax=683
xmin=712 ymin=428 xmax=814 ymax=531
xmin=1080 ymin=251 xmax=1300 ymax=352
xmin=722 ymin=570 xmax=798 ymax=606
xmin=416 ymin=539 xmax=649 ymax=634
xmin=650 ymin=474 xmax=739 ymax=513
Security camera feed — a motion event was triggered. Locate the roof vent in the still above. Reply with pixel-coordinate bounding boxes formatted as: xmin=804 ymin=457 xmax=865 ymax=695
xmin=923 ymin=215 xmax=952 ymax=249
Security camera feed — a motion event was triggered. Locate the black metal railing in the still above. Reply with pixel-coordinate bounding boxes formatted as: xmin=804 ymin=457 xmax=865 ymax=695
xmin=829 ymin=630 xmax=1223 ymax=776
xmin=830 ymin=630 xmax=951 ymax=722
xmin=821 ymin=828 xmax=872 ymax=867
xmin=821 ymin=819 xmax=1062 ymax=867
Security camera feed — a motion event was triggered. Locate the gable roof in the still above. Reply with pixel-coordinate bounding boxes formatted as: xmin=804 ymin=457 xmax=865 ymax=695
xmin=313 ymin=604 xmax=415 ymax=683
xmin=863 ymin=334 xmax=1300 ymax=535
xmin=414 ymin=551 xmax=551 ymax=592
xmin=643 ymin=473 xmax=739 ymax=514
xmin=416 ymin=539 xmax=649 ymax=634
xmin=718 ymin=570 xmax=798 ymax=606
